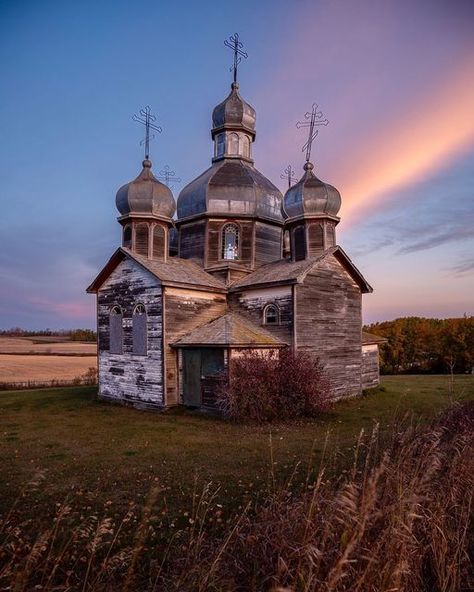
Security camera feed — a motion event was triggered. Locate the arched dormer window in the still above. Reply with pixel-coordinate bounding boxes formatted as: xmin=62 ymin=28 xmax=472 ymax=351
xmin=221 ymin=223 xmax=239 ymax=260
xmin=132 ymin=303 xmax=147 ymax=356
xmin=228 ymin=132 xmax=239 ymax=155
xmin=135 ymin=224 xmax=149 ymax=257
xmin=241 ymin=135 xmax=250 ymax=158
xmin=263 ymin=304 xmax=280 ymax=325
xmin=123 ymin=225 xmax=132 ymax=248
xmin=110 ymin=306 xmax=123 ymax=354
xmin=216 ymin=133 xmax=225 ymax=157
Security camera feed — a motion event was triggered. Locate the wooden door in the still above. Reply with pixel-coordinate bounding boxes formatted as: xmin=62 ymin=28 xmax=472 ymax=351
xmin=182 ymin=348 xmax=225 ymax=408
xmin=182 ymin=349 xmax=201 ymax=407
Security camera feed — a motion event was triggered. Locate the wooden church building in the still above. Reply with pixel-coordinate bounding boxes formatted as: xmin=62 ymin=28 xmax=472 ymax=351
xmin=87 ymin=57 xmax=382 ymax=410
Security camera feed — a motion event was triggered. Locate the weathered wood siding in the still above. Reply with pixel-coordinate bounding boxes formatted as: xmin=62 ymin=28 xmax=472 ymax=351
xmin=179 ymin=221 xmax=206 ymax=263
xmin=97 ymin=258 xmax=164 ymax=409
xmin=254 ymin=222 xmax=282 ymax=267
xmin=295 ymin=255 xmax=362 ymax=399
xmin=164 ymin=288 xmax=227 ymax=405
xmin=361 ymin=344 xmax=380 ymax=389
xmin=230 ymin=286 xmax=293 ymax=344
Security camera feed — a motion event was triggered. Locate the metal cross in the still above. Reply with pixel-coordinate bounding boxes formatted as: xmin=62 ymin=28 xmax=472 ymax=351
xmin=280 ymin=164 xmax=297 ymax=189
xmin=157 ymin=165 xmax=181 ymax=190
xmin=132 ymin=105 xmax=162 ymax=160
xmin=296 ymin=103 xmax=329 ymax=163
xmin=224 ymin=33 xmax=248 ymax=83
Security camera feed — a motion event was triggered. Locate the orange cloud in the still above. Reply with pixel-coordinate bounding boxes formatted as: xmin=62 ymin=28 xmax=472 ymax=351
xmin=338 ymin=55 xmax=474 ymax=224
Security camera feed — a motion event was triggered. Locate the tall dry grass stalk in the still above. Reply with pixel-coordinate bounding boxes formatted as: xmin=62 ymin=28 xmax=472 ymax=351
xmin=0 ymin=402 xmax=473 ymax=591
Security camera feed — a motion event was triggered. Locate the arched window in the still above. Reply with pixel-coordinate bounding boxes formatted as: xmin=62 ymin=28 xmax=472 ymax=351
xmin=241 ymin=135 xmax=250 ymax=158
xmin=216 ymin=133 xmax=225 ymax=157
xmin=153 ymin=225 xmax=165 ymax=260
xmin=109 ymin=306 xmax=123 ymax=354
xmin=263 ymin=304 xmax=280 ymax=325
xmin=326 ymin=223 xmax=336 ymax=247
xmin=293 ymin=226 xmax=306 ymax=261
xmin=123 ymin=225 xmax=132 ymax=248
xmin=135 ymin=224 xmax=149 ymax=257
xmin=228 ymin=132 xmax=239 ymax=155
xmin=308 ymin=223 xmax=324 ymax=252
xmin=221 ymin=223 xmax=239 ymax=260
xmin=133 ymin=303 xmax=147 ymax=356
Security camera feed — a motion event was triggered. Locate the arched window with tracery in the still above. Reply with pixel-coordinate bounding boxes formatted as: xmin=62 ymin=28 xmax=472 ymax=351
xmin=109 ymin=305 xmax=123 ymax=354
xmin=263 ymin=304 xmax=280 ymax=325
xmin=123 ymin=225 xmax=132 ymax=248
xmin=132 ymin=303 xmax=147 ymax=356
xmin=228 ymin=132 xmax=239 ymax=155
xmin=135 ymin=224 xmax=149 ymax=257
xmin=221 ymin=223 xmax=239 ymax=260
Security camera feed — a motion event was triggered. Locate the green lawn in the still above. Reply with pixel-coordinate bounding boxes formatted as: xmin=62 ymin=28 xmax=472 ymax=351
xmin=1 ymin=375 xmax=473 ymax=524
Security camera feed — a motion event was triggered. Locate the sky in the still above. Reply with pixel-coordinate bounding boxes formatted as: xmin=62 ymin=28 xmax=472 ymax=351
xmin=0 ymin=0 xmax=473 ymax=329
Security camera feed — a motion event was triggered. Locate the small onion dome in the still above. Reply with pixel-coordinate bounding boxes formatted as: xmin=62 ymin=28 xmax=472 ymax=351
xmin=177 ymin=159 xmax=283 ymax=222
xmin=116 ymin=159 xmax=176 ymax=220
xmin=212 ymin=82 xmax=256 ymax=139
xmin=282 ymin=162 xmax=341 ymax=219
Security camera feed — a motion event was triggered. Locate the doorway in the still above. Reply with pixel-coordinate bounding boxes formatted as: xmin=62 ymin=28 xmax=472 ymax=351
xmin=182 ymin=348 xmax=225 ymax=408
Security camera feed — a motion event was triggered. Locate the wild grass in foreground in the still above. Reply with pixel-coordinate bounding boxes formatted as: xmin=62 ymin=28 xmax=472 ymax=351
xmin=1 ymin=400 xmax=473 ymax=591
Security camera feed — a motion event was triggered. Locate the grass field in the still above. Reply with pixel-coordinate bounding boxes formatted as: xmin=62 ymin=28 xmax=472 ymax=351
xmin=1 ymin=374 xmax=473 ymax=524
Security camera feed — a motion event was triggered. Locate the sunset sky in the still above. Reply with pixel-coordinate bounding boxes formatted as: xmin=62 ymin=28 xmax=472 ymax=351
xmin=1 ymin=0 xmax=473 ymax=329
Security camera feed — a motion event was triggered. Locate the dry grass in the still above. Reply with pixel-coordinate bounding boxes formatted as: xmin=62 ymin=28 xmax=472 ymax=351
xmin=0 ymin=336 xmax=96 ymax=355
xmin=0 ymin=399 xmax=473 ymax=591
xmin=0 ymin=354 xmax=96 ymax=382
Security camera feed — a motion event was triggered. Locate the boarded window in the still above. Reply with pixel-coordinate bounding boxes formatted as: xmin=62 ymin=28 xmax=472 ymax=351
xmin=110 ymin=306 xmax=123 ymax=354
xmin=293 ymin=226 xmax=306 ymax=261
xmin=326 ymin=224 xmax=336 ymax=247
xmin=222 ymin=223 xmax=239 ymax=260
xmin=123 ymin=225 xmax=132 ymax=248
xmin=133 ymin=303 xmax=147 ymax=356
xmin=153 ymin=225 xmax=165 ymax=260
xmin=308 ymin=223 xmax=324 ymax=252
xmin=228 ymin=132 xmax=239 ymax=155
xmin=135 ymin=224 xmax=149 ymax=256
xmin=264 ymin=304 xmax=280 ymax=325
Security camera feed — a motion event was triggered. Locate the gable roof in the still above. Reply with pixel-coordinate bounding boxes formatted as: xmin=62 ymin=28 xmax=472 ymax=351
xmin=230 ymin=246 xmax=373 ymax=293
xmin=86 ymin=248 xmax=226 ymax=294
xmin=171 ymin=312 xmax=286 ymax=348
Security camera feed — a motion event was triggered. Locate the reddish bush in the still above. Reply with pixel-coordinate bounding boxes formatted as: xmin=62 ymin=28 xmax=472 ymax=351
xmin=217 ymin=349 xmax=333 ymax=422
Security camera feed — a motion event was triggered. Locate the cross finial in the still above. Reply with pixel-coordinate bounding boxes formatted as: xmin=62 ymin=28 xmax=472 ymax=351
xmin=296 ymin=103 xmax=329 ymax=164
xmin=280 ymin=164 xmax=296 ymax=189
xmin=132 ymin=105 xmax=162 ymax=160
xmin=224 ymin=33 xmax=248 ymax=84
xmin=157 ymin=165 xmax=182 ymax=191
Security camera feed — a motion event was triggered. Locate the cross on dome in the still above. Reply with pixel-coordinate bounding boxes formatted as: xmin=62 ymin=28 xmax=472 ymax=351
xmin=296 ymin=103 xmax=329 ymax=165
xmin=224 ymin=33 xmax=248 ymax=84
xmin=132 ymin=105 xmax=162 ymax=160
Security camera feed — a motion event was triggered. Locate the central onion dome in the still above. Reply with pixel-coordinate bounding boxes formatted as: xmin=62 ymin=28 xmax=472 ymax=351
xmin=116 ymin=159 xmax=176 ymax=221
xmin=212 ymin=82 xmax=256 ymax=138
xmin=283 ymin=162 xmax=341 ymax=219
xmin=177 ymin=83 xmax=283 ymax=223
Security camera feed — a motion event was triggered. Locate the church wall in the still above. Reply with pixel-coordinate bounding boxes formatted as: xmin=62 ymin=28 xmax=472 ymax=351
xmin=361 ymin=344 xmax=380 ymax=390
xmin=229 ymin=285 xmax=293 ymax=344
xmin=254 ymin=222 xmax=282 ymax=267
xmin=295 ymin=255 xmax=362 ymax=399
xmin=178 ymin=220 xmax=206 ymax=264
xmin=97 ymin=259 xmax=164 ymax=409
xmin=163 ymin=287 xmax=227 ymax=405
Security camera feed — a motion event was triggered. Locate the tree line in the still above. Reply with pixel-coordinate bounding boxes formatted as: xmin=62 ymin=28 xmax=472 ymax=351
xmin=364 ymin=316 xmax=474 ymax=374
xmin=0 ymin=328 xmax=97 ymax=342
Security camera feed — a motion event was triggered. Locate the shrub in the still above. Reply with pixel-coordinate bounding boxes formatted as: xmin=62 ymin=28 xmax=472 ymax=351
xmin=217 ymin=349 xmax=333 ymax=422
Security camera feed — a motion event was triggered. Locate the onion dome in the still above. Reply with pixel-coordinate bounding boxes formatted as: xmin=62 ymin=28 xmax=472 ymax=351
xmin=212 ymin=82 xmax=256 ymax=139
xmin=177 ymin=159 xmax=283 ymax=222
xmin=283 ymin=162 xmax=341 ymax=219
xmin=116 ymin=159 xmax=176 ymax=221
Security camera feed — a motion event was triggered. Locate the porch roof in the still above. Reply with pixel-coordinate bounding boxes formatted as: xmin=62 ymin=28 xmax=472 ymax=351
xmin=171 ymin=313 xmax=287 ymax=348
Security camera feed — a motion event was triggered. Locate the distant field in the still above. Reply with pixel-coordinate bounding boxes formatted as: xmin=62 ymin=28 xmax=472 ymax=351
xmin=0 ymin=336 xmax=96 ymax=383
xmin=0 ymin=336 xmax=96 ymax=355
xmin=0 ymin=354 xmax=96 ymax=382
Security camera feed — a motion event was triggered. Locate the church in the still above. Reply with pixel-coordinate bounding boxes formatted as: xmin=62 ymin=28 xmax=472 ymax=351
xmin=87 ymin=41 xmax=382 ymax=411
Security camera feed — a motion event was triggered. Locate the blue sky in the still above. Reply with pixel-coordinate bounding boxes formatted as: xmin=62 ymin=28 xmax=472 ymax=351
xmin=0 ymin=0 xmax=473 ymax=329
